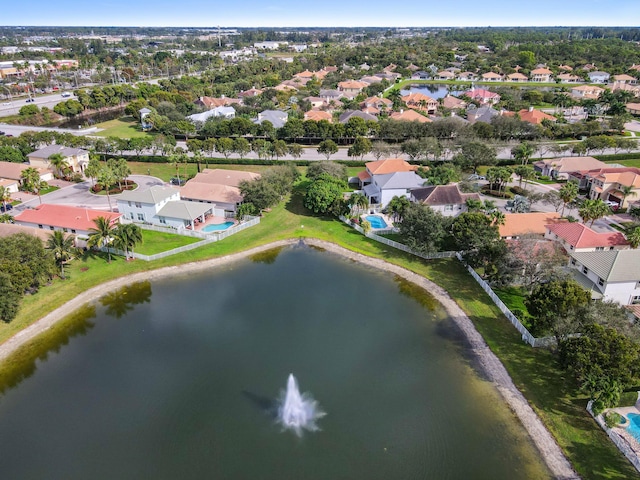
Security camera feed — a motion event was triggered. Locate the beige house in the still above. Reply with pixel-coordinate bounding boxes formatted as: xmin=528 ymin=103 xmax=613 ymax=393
xmin=570 ymin=85 xmax=605 ymax=99
xmin=0 ymin=161 xmax=53 ymax=192
xmin=530 ymin=68 xmax=553 ymax=82
xmin=180 ymin=169 xmax=260 ymax=216
xmin=481 ymin=72 xmax=502 ymax=82
xmin=401 ymin=92 xmax=438 ymax=114
xmin=506 ymin=72 xmax=528 ymax=82
xmin=534 ymin=156 xmax=607 ymax=180
xmin=588 ymin=168 xmax=640 ymax=209
xmin=27 ymin=145 xmax=89 ymax=174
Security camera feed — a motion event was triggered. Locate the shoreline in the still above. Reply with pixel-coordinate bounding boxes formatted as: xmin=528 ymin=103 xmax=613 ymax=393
xmin=0 ymin=237 xmax=578 ymax=479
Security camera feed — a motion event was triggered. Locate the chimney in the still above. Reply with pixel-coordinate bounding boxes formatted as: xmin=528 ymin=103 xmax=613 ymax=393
xmin=400 ymin=109 xmax=404 ymax=114
xmin=529 ymin=106 xmax=534 ymax=112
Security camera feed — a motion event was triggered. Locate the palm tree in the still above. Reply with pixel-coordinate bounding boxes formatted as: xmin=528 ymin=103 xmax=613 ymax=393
xmin=48 ymin=153 xmax=70 ymax=179
xmin=46 ymin=230 xmax=76 ymax=278
xmin=0 ymin=185 xmax=11 ymax=212
xmin=619 ymin=185 xmax=637 ymax=209
xmin=559 ymin=181 xmax=579 ymax=217
xmin=87 ymin=216 xmax=117 ymax=262
xmin=113 ymin=223 xmax=143 ymax=259
xmin=624 ymin=225 xmax=640 ymax=249
xmin=20 ymin=167 xmax=47 ymax=204
xmin=511 ymin=142 xmax=535 ymax=165
xmin=489 ymin=210 xmax=506 ymax=226
xmin=579 ymin=199 xmax=611 ymax=227
xmin=349 ymin=193 xmax=368 ymax=216
xmin=96 ymin=166 xmax=116 ymax=212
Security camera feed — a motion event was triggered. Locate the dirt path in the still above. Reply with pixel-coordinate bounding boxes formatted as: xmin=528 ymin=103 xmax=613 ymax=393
xmin=0 ymin=238 xmax=578 ymax=479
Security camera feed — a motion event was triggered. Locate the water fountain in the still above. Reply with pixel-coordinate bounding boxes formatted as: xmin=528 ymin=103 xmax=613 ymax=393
xmin=277 ymin=374 xmax=326 ymax=437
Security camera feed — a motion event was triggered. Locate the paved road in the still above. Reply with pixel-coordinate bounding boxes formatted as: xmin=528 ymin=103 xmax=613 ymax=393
xmin=0 ymin=92 xmax=74 ymax=117
xmin=11 ymin=175 xmax=164 ymax=213
xmin=0 ymin=122 xmax=98 ymax=137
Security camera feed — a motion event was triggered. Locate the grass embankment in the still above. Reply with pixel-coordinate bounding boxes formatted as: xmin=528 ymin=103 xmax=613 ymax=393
xmin=126 ymin=161 xmax=275 ymax=182
xmin=605 ymin=159 xmax=640 ymax=168
xmin=93 ymin=116 xmax=154 ymax=138
xmin=134 ymin=229 xmax=201 ymax=255
xmin=0 ymin=183 xmax=637 ymax=478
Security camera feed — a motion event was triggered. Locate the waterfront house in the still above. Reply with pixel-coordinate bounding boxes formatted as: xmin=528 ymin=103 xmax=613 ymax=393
xmin=506 ymin=72 xmax=528 ymax=82
xmin=481 ymin=72 xmax=502 ymax=82
xmin=14 ymin=204 xmax=121 ymax=237
xmin=498 ymin=212 xmax=565 ymax=240
xmin=530 ymin=68 xmax=553 ymax=82
xmin=545 ymin=222 xmax=629 ymax=253
xmin=587 ymin=71 xmax=610 ymax=84
xmin=401 ymin=92 xmax=438 ymax=114
xmin=410 ymin=184 xmax=481 ymax=217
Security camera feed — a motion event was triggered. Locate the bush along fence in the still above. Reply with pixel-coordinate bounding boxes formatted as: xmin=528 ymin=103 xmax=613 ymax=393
xmin=102 ymin=216 xmax=260 ymax=261
xmin=340 ymin=216 xmax=551 ymax=347
xmin=587 ymin=400 xmax=640 ymax=474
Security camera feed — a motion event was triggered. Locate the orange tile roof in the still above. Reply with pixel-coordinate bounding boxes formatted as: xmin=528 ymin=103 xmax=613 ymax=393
xmin=531 ymin=67 xmax=553 ymax=75
xmin=499 ymin=212 xmax=566 ymax=238
xmin=304 ymin=110 xmax=333 ymax=122
xmin=401 ymin=92 xmax=437 ymax=104
xmin=546 ymin=222 xmax=629 ymax=248
xmin=517 ymin=108 xmax=556 ymax=124
xmin=14 ymin=204 xmax=121 ymax=232
xmin=366 ymin=158 xmax=417 ymax=175
xmin=338 ymin=80 xmax=368 ymax=90
xmin=179 ymin=182 xmax=243 ymax=204
xmin=357 ymin=170 xmax=371 ymax=181
xmin=597 ymin=170 xmax=640 ymax=188
xmin=389 ymin=110 xmax=431 ymax=123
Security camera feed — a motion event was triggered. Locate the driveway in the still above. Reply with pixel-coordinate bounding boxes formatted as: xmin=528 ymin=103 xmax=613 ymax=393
xmin=11 ymin=175 xmax=164 ymax=213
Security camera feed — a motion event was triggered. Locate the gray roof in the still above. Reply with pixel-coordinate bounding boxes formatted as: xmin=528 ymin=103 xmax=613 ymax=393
xmin=411 ymin=184 xmax=480 ymax=205
xmin=571 ymin=249 xmax=640 ymax=282
xmin=27 ymin=145 xmax=88 ymax=158
xmin=375 ymin=171 xmax=425 ymax=190
xmin=117 ymin=185 xmax=179 ymax=205
xmin=188 ymin=106 xmax=235 ymax=123
xmin=255 ymin=110 xmax=288 ymax=128
xmin=339 ymin=110 xmax=377 ymax=123
xmin=156 ymin=200 xmax=213 ymax=220
xmin=319 ymin=89 xmax=342 ymax=99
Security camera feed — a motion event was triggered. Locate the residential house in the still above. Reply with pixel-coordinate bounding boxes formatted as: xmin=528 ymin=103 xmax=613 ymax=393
xmin=389 ymin=109 xmax=431 ymax=123
xmin=254 ymin=41 xmax=286 ymax=50
xmin=356 ymin=158 xmax=418 ymax=190
xmin=363 ymin=170 xmax=425 ymax=207
xmin=359 ymin=75 xmax=383 ymax=85
xmin=238 ymin=87 xmax=264 ymax=99
xmin=627 ymin=103 xmax=640 ymax=115
xmin=0 ymin=223 xmax=52 ymax=242
xmin=0 ymin=161 xmax=52 ymax=193
xmin=530 ymin=68 xmax=553 ymax=82
xmin=558 ymin=65 xmax=574 ymax=72
xmin=27 ymin=145 xmax=89 ymax=174
xmin=466 ymin=105 xmax=501 ymax=124
xmin=188 ymin=106 xmax=235 ymax=124
xmin=411 ymin=71 xmax=430 ymax=80
xmin=303 ymin=97 xmax=326 ymax=109
xmin=402 ymin=92 xmax=438 ymax=114
xmin=506 ymin=72 xmax=528 ymax=82
xmin=515 ymin=107 xmax=556 ymax=125
xmin=441 ymin=95 xmax=467 ymax=110
xmin=498 ymin=212 xmax=566 ymax=239
xmin=13 ymin=204 xmax=121 ymax=237
xmin=337 ymin=80 xmax=368 ymax=98
xmin=613 ymin=74 xmax=637 ymax=85
xmin=318 ymin=89 xmax=343 ymax=102
xmin=117 ymin=185 xmax=179 ymax=223
xmin=587 ymin=168 xmax=640 ymax=208
xmin=570 ymin=84 xmax=605 ymax=99
xmin=464 ymin=88 xmax=501 ymax=105
xmin=568 ymin=249 xmax=640 ymax=303
xmin=195 ymin=96 xmax=240 ymax=109
xmin=481 ymin=72 xmax=502 ymax=82
xmin=534 ymin=156 xmax=607 ymax=180
xmin=304 ymin=110 xmax=333 ymax=122
xmin=614 ymin=83 xmax=640 ymax=97
xmin=362 ymin=96 xmax=392 ymax=110
xmin=410 ymin=184 xmax=481 ymax=217
xmin=339 ymin=110 xmax=377 ymax=123
xmin=180 ymin=168 xmax=260 ymax=216
xmin=545 ymin=222 xmax=629 ymax=253
xmin=587 ymin=71 xmax=610 ymax=84
xmin=556 ymin=73 xmax=583 ymax=83
xmin=435 ymin=71 xmax=456 ymax=80
xmin=254 ymin=110 xmax=288 ymax=129
xmin=580 ymin=63 xmax=598 ymax=72
xmin=294 ymin=70 xmax=315 ymax=79
xmin=457 ymin=72 xmax=477 ymax=81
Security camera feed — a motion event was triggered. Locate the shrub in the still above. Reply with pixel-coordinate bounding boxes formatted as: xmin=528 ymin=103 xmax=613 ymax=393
xmin=604 ymin=411 xmax=623 ymax=428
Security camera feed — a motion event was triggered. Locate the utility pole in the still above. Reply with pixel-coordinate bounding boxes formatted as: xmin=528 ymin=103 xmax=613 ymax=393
xmin=218 ymin=26 xmax=221 ymax=48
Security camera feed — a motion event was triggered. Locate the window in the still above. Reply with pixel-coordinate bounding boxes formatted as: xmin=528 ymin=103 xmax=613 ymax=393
xmin=128 ymin=201 xmax=132 ymax=207
xmin=38 ymin=224 xmax=43 ymax=229
xmin=63 ymin=228 xmax=68 ymax=233
xmin=135 ymin=202 xmax=142 ymax=208
xmin=71 ymin=229 xmax=76 ymax=234
xmin=570 ymin=258 xmax=576 ymax=266
xmin=129 ymin=213 xmax=134 ymax=220
xmin=596 ymin=247 xmax=604 ymax=251
xmin=582 ymin=266 xmax=589 ymax=274
xmin=159 ymin=217 xmax=166 ymax=224
xmin=632 ymin=295 xmax=640 ymax=305
xmin=137 ymin=214 xmax=144 ymax=221
xmin=49 ymin=226 xmax=54 ymax=230
xmin=444 ymin=204 xmax=454 ymax=211
xmin=598 ymin=278 xmax=604 ymax=287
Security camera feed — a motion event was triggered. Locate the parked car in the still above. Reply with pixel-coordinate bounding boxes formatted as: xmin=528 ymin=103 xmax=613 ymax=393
xmin=25 ymin=98 xmax=34 ymax=103
xmin=0 ymin=204 xmax=13 ymax=212
xmin=61 ymin=92 xmax=72 ymax=98
xmin=605 ymin=200 xmax=619 ymax=211
xmin=169 ymin=177 xmax=185 ymax=186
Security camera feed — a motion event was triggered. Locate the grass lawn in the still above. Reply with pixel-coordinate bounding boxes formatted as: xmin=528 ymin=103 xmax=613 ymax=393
xmin=0 ymin=181 xmax=637 ymax=478
xmin=135 ymin=229 xmax=201 ymax=255
xmin=605 ymin=159 xmax=640 ymax=168
xmin=94 ymin=116 xmax=154 ymax=139
xmin=126 ymin=161 xmax=274 ymax=182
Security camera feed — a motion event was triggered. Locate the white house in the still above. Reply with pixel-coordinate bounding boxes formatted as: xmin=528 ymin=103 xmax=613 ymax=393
xmin=363 ymin=171 xmax=425 ymax=207
xmin=587 ymin=71 xmax=610 ymax=84
xmin=116 ymin=185 xmax=212 ymax=230
xmin=410 ymin=184 xmax=481 ymax=217
xmin=569 ymin=249 xmax=640 ymax=304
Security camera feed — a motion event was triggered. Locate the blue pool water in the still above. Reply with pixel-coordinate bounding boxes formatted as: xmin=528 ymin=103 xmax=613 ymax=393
xmin=365 ymin=215 xmax=388 ymax=229
xmin=627 ymin=414 xmax=640 ymax=442
xmin=202 ymin=221 xmax=235 ymax=232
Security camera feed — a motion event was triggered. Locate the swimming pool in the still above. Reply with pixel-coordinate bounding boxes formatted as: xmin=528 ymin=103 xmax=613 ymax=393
xmin=627 ymin=413 xmax=640 ymax=442
xmin=365 ymin=215 xmax=388 ymax=229
xmin=202 ymin=221 xmax=235 ymax=232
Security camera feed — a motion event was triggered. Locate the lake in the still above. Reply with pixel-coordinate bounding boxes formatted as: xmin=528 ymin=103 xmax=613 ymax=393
xmin=0 ymin=246 xmax=550 ymax=479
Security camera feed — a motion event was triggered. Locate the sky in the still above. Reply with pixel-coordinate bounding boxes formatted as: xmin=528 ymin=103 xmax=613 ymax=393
xmin=2 ymin=0 xmax=638 ymax=27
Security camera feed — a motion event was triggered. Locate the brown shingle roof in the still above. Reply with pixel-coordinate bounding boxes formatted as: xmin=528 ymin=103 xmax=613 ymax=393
xmin=411 ymin=184 xmax=480 ymax=206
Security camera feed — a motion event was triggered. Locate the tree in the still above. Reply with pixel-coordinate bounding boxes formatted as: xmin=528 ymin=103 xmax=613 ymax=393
xmin=84 ymin=156 xmax=101 ymax=185
xmin=558 ymin=181 xmax=579 ymax=217
xmin=347 ymin=136 xmax=372 ymax=160
xmin=271 ymin=139 xmax=288 ymax=160
xmin=96 ymin=166 xmax=116 ymax=212
xmin=451 ymin=212 xmax=506 ymax=275
xmin=454 ymin=142 xmax=497 ymax=173
xmin=387 ymin=195 xmax=410 ymax=223
xmin=619 ymin=185 xmax=637 ymax=209
xmin=525 ymin=279 xmax=591 ymax=336
xmin=0 ymin=272 xmax=21 ymax=323
xmin=317 ymin=140 xmax=338 ymax=160
xmin=215 ymin=137 xmax=235 ymax=159
xmin=107 ymin=158 xmax=131 ymax=190
xmin=513 ymin=165 xmax=535 ymax=189
xmin=303 ymin=173 xmax=347 ymax=216
xmin=46 ymin=230 xmax=76 ymax=278
xmin=20 ymin=167 xmax=47 ymax=204
xmin=307 ymin=161 xmax=346 ymax=181
xmin=87 ymin=216 xmax=117 ymax=263
xmin=288 ymin=143 xmax=304 ymax=160
xmin=627 ymin=226 xmax=640 ymax=249
xmin=579 ymin=199 xmax=611 ymax=226
xmin=348 ymin=193 xmax=368 ymax=217
xmin=0 ymin=186 xmax=12 ymax=213
xmin=113 ymin=223 xmax=143 ymax=259
xmin=511 ymin=141 xmax=535 ymax=165
xmin=233 ymin=137 xmax=251 ymax=159
xmin=48 ymin=153 xmax=70 ymax=179
xmin=371 ymin=141 xmax=390 ymax=160
xmin=398 ymin=203 xmax=447 ymax=254
xmin=236 ymin=202 xmax=257 ymax=221
xmin=239 ymin=178 xmax=280 ymax=212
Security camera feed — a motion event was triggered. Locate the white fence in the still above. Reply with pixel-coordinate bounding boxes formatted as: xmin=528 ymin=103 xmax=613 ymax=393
xmin=102 ymin=216 xmax=261 ymax=262
xmin=340 ymin=215 xmax=549 ymax=347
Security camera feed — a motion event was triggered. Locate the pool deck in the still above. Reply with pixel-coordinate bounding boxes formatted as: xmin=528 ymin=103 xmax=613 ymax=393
xmin=361 ymin=213 xmax=394 ymax=230
xmin=604 ymin=400 xmax=640 ymax=471
xmin=186 ymin=215 xmax=237 ymax=232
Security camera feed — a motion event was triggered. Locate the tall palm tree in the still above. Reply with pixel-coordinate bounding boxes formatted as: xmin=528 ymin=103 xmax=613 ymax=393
xmin=559 ymin=182 xmax=579 ymax=217
xmin=113 ymin=223 xmax=143 ymax=258
xmin=96 ymin=166 xmax=116 ymax=212
xmin=87 ymin=216 xmax=117 ymax=262
xmin=46 ymin=230 xmax=76 ymax=278
xmin=20 ymin=167 xmax=47 ymax=204
xmin=579 ymin=199 xmax=611 ymax=227
xmin=627 ymin=226 xmax=640 ymax=249
xmin=349 ymin=193 xmax=368 ymax=216
xmin=619 ymin=185 xmax=637 ymax=209
xmin=48 ymin=153 xmax=70 ymax=179
xmin=0 ymin=185 xmax=11 ymax=212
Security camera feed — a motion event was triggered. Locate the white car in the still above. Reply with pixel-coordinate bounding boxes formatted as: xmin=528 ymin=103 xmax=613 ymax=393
xmin=61 ymin=92 xmax=72 ymax=98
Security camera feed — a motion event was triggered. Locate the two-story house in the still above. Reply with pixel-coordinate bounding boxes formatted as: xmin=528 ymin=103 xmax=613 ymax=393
xmin=27 ymin=145 xmax=89 ymax=174
xmin=357 ymin=159 xmax=424 ymax=207
xmin=587 ymin=168 xmax=640 ymax=208
xmin=587 ymin=71 xmax=610 ymax=84
xmin=569 ymin=249 xmax=640 ymax=304
xmin=401 ymin=92 xmax=438 ymax=114
xmin=530 ymin=68 xmax=553 ymax=82
xmin=545 ymin=222 xmax=629 ymax=253
xmin=410 ymin=184 xmax=481 ymax=217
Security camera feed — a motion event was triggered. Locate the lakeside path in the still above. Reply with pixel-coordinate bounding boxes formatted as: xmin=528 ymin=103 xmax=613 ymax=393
xmin=0 ymin=238 xmax=578 ymax=479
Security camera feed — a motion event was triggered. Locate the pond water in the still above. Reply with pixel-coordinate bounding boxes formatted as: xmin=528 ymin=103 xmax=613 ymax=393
xmin=401 ymin=84 xmax=457 ymax=99
xmin=0 ymin=246 xmax=550 ymax=479
xmin=54 ymin=108 xmax=125 ymax=128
